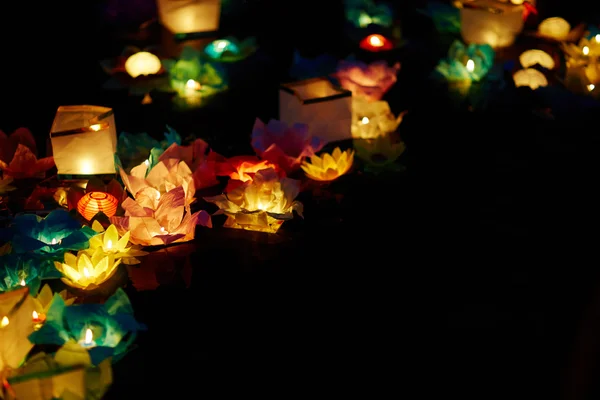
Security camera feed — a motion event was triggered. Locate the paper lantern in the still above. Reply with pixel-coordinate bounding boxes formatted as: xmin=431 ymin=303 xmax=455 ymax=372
xmin=124 ymin=51 xmax=162 ymax=78
xmin=76 ymin=192 xmax=119 ymax=221
xmin=359 ymin=34 xmax=393 ymax=52
xmin=519 ymin=49 xmax=555 ymax=69
xmin=513 ymin=68 xmax=548 ymax=90
xmin=538 ymin=17 xmax=570 ymax=41
xmin=50 ymin=106 xmax=117 ymax=177
xmin=54 ymin=249 xmax=121 ymax=291
xmin=459 ymin=0 xmax=525 ymax=48
xmin=301 ymin=148 xmax=354 ymax=182
xmin=156 ymin=0 xmax=221 ymax=35
xmin=279 ymin=77 xmax=352 ymax=144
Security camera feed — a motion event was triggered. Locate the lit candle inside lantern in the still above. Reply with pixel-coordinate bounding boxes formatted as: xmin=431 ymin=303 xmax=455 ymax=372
xmin=144 ymin=159 xmax=150 ymax=167
xmin=359 ymin=34 xmax=393 ymax=52
xmin=185 ymin=79 xmax=201 ymax=95
xmin=1 ymin=316 xmax=8 ymax=328
xmin=32 ymin=310 xmax=45 ymax=330
xmin=19 ymin=279 xmax=25 ymax=286
xmin=78 ymin=328 xmax=96 ymax=348
xmin=466 ymin=59 xmax=475 ymax=72
xmin=361 ymin=117 xmax=370 ymax=125
xmin=596 ymin=34 xmax=600 ymax=43
xmin=80 ymin=159 xmax=93 ymax=174
xmin=124 ymin=51 xmax=162 ymax=78
xmin=106 ymin=240 xmax=113 ymax=250
xmin=583 ymin=46 xmax=590 ymax=56
xmin=50 ymin=238 xmax=61 ymax=245
xmin=588 ymin=84 xmax=595 ymax=91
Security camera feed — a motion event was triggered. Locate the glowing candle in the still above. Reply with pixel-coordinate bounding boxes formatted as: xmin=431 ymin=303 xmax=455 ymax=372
xmin=359 ymin=34 xmax=393 ymax=52
xmin=106 ymin=240 xmax=113 ymax=250
xmin=32 ymin=310 xmax=45 ymax=330
xmin=361 ymin=117 xmax=370 ymax=125
xmin=19 ymin=279 xmax=25 ymax=286
xmin=466 ymin=59 xmax=475 ymax=72
xmin=78 ymin=328 xmax=96 ymax=348
xmin=1 ymin=316 xmax=8 ymax=328
xmin=185 ymin=79 xmax=201 ymax=95
xmin=583 ymin=46 xmax=590 ymax=56
xmin=588 ymin=84 xmax=595 ymax=91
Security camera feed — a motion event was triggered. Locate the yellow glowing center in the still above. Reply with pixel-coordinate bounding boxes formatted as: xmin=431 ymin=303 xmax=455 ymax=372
xmin=186 ymin=79 xmax=201 ymax=90
xmin=20 ymin=279 xmax=25 ymax=286
xmin=369 ymin=35 xmax=383 ymax=47
xmin=83 ymin=267 xmax=91 ymax=278
xmin=160 ymin=227 xmax=166 ymax=233
xmin=50 ymin=238 xmax=61 ymax=245
xmin=89 ymin=124 xmax=102 ymax=132
xmin=596 ymin=34 xmax=600 ymax=43
xmin=124 ymin=51 xmax=162 ymax=78
xmin=466 ymin=59 xmax=475 ymax=72
xmin=156 ymin=191 xmax=161 ymax=200
xmin=84 ymin=328 xmax=93 ymax=344
xmin=32 ymin=310 xmax=38 ymax=319
xmin=588 ymin=84 xmax=595 ymax=91
xmin=1 ymin=316 xmax=8 ymax=328
xmin=106 ymin=240 xmax=113 ymax=250
xmin=583 ymin=46 xmax=590 ymax=55
xmin=361 ymin=117 xmax=370 ymax=124
xmin=80 ymin=159 xmax=93 ymax=174
xmin=144 ymin=159 xmax=150 ymax=167
xmin=215 ymin=40 xmax=228 ymax=50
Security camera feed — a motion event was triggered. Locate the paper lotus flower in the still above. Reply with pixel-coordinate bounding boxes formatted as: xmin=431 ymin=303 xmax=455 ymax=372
xmin=0 ymin=175 xmax=15 ymax=194
xmin=354 ymin=134 xmax=406 ymax=172
xmin=288 ymin=50 xmax=338 ymax=80
xmin=562 ymin=35 xmax=600 ymax=61
xmin=5 ymin=342 xmax=113 ymax=400
xmin=86 ymin=222 xmax=148 ymax=265
xmin=0 ymin=287 xmax=35 ymax=372
xmin=55 ymin=248 xmax=122 ymax=291
xmin=0 ymin=127 xmax=37 ymax=165
xmin=301 ymin=148 xmax=354 ymax=182
xmin=334 ymin=60 xmax=400 ymax=102
xmin=34 ymin=284 xmax=75 ymax=319
xmin=3 ymin=210 xmax=96 ymax=259
xmin=111 ymin=186 xmax=211 ymax=246
xmin=251 ymin=118 xmax=324 ymax=173
xmin=215 ymin=155 xmax=284 ymax=192
xmin=345 ymin=0 xmax=393 ymax=28
xmin=0 ymin=144 xmax=55 ymax=179
xmin=163 ymin=46 xmax=226 ymax=97
xmin=417 ymin=1 xmax=461 ymax=33
xmin=204 ymin=36 xmax=258 ymax=62
xmin=351 ymin=98 xmax=405 ymax=139
xmin=29 ymin=288 xmax=146 ymax=365
xmin=205 ymin=168 xmax=303 ymax=233
xmin=435 ymin=41 xmax=495 ymax=82
xmin=120 ymin=158 xmax=196 ymax=207
xmin=116 ymin=130 xmax=176 ymax=171
xmin=0 ymin=254 xmax=43 ymax=294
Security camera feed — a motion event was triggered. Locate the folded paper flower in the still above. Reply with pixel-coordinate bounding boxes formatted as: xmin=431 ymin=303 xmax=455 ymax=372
xmin=0 ymin=175 xmax=16 ymax=194
xmin=354 ymin=134 xmax=406 ymax=172
xmin=345 ymin=0 xmax=393 ymax=28
xmin=86 ymin=221 xmax=148 ymax=265
xmin=0 ymin=287 xmax=35 ymax=373
xmin=120 ymin=158 xmax=196 ymax=207
xmin=0 ymin=144 xmax=55 ymax=179
xmin=334 ymin=60 xmax=400 ymax=102
xmin=205 ymin=168 xmax=303 ymax=233
xmin=29 ymin=289 xmax=146 ymax=365
xmin=0 ymin=253 xmax=43 ymax=294
xmin=215 ymin=155 xmax=284 ymax=192
xmin=204 ymin=36 xmax=258 ymax=62
xmin=2 ymin=210 xmax=96 ymax=260
xmin=101 ymin=46 xmax=165 ymax=79
xmin=111 ymin=185 xmax=211 ymax=246
xmin=34 ymin=284 xmax=75 ymax=320
xmin=55 ymin=248 xmax=122 ymax=291
xmin=351 ymin=98 xmax=405 ymax=139
xmin=0 ymin=127 xmax=37 ymax=165
xmin=288 ymin=50 xmax=338 ymax=80
xmin=562 ymin=34 xmax=600 ymax=62
xmin=5 ymin=342 xmax=113 ymax=400
xmin=301 ymin=147 xmax=354 ymax=182
xmin=416 ymin=1 xmax=461 ymax=33
xmin=435 ymin=41 xmax=495 ymax=82
xmin=251 ymin=118 xmax=324 ymax=173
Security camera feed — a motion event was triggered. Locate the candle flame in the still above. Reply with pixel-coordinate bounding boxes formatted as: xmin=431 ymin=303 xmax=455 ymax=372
xmin=32 ymin=310 xmax=38 ymax=319
xmin=1 ymin=316 xmax=8 ymax=328
xmin=156 ymin=191 xmax=161 ymax=200
xmin=369 ymin=35 xmax=383 ymax=47
xmin=20 ymin=279 xmax=25 ymax=286
xmin=106 ymin=240 xmax=113 ymax=249
xmin=466 ymin=59 xmax=475 ymax=72
xmin=361 ymin=117 xmax=370 ymax=124
xmin=583 ymin=46 xmax=590 ymax=55
xmin=596 ymin=34 xmax=600 ymax=43
xmin=186 ymin=79 xmax=201 ymax=90
xmin=89 ymin=124 xmax=102 ymax=132
xmin=216 ymin=40 xmax=228 ymax=50
xmin=144 ymin=159 xmax=150 ymax=166
xmin=84 ymin=328 xmax=93 ymax=344
xmin=83 ymin=267 xmax=91 ymax=277
xmin=51 ymin=238 xmax=57 ymax=245
xmin=588 ymin=84 xmax=595 ymax=91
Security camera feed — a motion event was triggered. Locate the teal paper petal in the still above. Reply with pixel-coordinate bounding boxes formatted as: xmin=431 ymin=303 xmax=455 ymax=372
xmin=435 ymin=40 xmax=495 ymax=82
xmin=0 ymin=254 xmax=42 ymax=293
xmin=417 ymin=1 xmax=461 ymax=34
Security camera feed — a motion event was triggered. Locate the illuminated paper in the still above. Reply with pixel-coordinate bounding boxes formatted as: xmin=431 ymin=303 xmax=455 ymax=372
xmin=0 ymin=287 xmax=35 ymax=373
xmin=86 ymin=222 xmax=148 ymax=265
xmin=158 ymin=139 xmax=221 ymax=190
xmin=157 ymin=0 xmax=221 ymax=34
xmin=354 ymin=134 xmax=406 ymax=172
xmin=50 ymin=106 xmax=117 ymax=176
xmin=351 ymin=98 xmax=405 ymax=139
xmin=0 ymin=175 xmax=16 ymax=194
xmin=55 ymin=249 xmax=122 ymax=291
xmin=519 ymin=49 xmax=555 ymax=69
xmin=458 ymin=0 xmax=525 ymax=48
xmin=334 ymin=60 xmax=400 ymax=102
xmin=0 ymin=127 xmax=37 ymax=166
xmin=0 ymin=144 xmax=55 ymax=179
xmin=301 ymin=147 xmax=354 ymax=182
xmin=215 ymin=155 xmax=283 ymax=192
xmin=513 ymin=68 xmax=548 ymax=90
xmin=279 ymin=77 xmax=352 ymax=144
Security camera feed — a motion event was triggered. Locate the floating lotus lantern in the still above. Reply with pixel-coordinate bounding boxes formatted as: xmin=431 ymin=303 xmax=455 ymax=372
xmin=513 ymin=68 xmax=548 ymax=90
xmin=279 ymin=77 xmax=352 ymax=144
xmin=251 ymin=118 xmax=324 ymax=173
xmin=334 ymin=60 xmax=400 ymax=102
xmin=538 ymin=17 xmax=571 ymax=41
xmin=0 ymin=144 xmax=55 ymax=180
xmin=457 ymin=0 xmax=526 ymax=48
xmin=111 ymin=186 xmax=211 ymax=246
xmin=301 ymin=148 xmax=354 ymax=182
xmin=519 ymin=49 xmax=555 ymax=69
xmin=205 ymin=168 xmax=303 ymax=233
xmin=119 ymin=158 xmax=196 ymax=206
xmin=562 ymin=34 xmax=600 ymax=61
xmin=86 ymin=222 xmax=148 ymax=265
xmin=351 ymin=98 xmax=405 ymax=139
xmin=215 ymin=155 xmax=283 ymax=192
xmin=28 ymin=289 xmax=146 ymax=365
xmin=0 ymin=127 xmax=38 ymax=167
xmin=204 ymin=37 xmax=258 ymax=62
xmin=435 ymin=40 xmax=495 ymax=82
xmin=124 ymin=51 xmax=162 ymax=78
xmin=50 ymin=105 xmax=117 ymax=177
xmin=32 ymin=284 xmax=75 ymax=331
xmin=0 ymin=254 xmax=42 ymax=294
xmin=359 ymin=34 xmax=394 ymax=52
xmin=157 ymin=0 xmax=221 ymax=35
xmin=354 ymin=133 xmax=406 ymax=172
xmin=345 ymin=0 xmax=393 ymax=28
xmin=0 ymin=287 xmax=35 ymax=373
xmin=55 ymin=249 xmax=121 ymax=291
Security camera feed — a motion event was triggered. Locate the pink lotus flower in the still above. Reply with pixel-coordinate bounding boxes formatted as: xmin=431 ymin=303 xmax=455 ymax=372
xmin=334 ymin=60 xmax=401 ymax=101
xmin=0 ymin=144 xmax=55 ymax=179
xmin=110 ymin=186 xmax=211 ymax=246
xmin=251 ymin=119 xmax=323 ymax=174
xmin=159 ymin=139 xmax=222 ymax=190
xmin=0 ymin=127 xmax=37 ymax=164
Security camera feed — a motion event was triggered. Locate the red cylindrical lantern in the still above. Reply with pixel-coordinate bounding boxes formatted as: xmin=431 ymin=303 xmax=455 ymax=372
xmin=76 ymin=192 xmax=118 ymax=221
xmin=359 ymin=34 xmax=393 ymax=52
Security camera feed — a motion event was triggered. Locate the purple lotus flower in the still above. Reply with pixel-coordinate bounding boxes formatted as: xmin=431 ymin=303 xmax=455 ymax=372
xmin=334 ymin=60 xmax=400 ymax=101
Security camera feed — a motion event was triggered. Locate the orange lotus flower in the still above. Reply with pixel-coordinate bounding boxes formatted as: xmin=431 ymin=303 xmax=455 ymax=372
xmin=0 ymin=144 xmax=55 ymax=179
xmin=215 ymin=155 xmax=284 ymax=192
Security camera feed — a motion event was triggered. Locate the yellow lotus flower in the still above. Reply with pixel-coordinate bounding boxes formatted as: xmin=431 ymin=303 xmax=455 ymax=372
xmin=55 ymin=249 xmax=121 ymax=290
xmin=87 ymin=221 xmax=148 ymax=265
xmin=33 ymin=284 xmax=75 ymax=316
xmin=301 ymin=147 xmax=354 ymax=182
xmin=0 ymin=175 xmax=16 ymax=194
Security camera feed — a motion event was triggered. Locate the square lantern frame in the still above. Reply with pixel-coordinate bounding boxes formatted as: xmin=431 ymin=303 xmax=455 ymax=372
xmin=157 ymin=0 xmax=221 ymax=36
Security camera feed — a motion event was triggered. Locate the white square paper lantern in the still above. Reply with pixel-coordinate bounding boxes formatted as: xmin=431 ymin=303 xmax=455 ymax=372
xmin=50 ymin=105 xmax=117 ymax=176
xmin=459 ymin=0 xmax=525 ymax=48
xmin=279 ymin=78 xmax=352 ymax=144
xmin=157 ymin=0 xmax=221 ymax=35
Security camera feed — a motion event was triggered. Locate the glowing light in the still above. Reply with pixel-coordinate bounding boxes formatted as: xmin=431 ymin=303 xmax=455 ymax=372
xmin=89 ymin=124 xmax=102 ymax=132
xmin=159 ymin=227 xmax=166 ymax=233
xmin=144 ymin=159 xmax=150 ymax=166
xmin=106 ymin=240 xmax=113 ymax=250
xmin=588 ymin=84 xmax=595 ymax=91
xmin=124 ymin=51 xmax=162 ymax=78
xmin=185 ymin=79 xmax=201 ymax=90
xmin=215 ymin=40 xmax=228 ymax=50
xmin=84 ymin=328 xmax=93 ymax=344
xmin=466 ymin=59 xmax=475 ymax=72
xmin=32 ymin=310 xmax=38 ymax=319
xmin=83 ymin=267 xmax=91 ymax=278
xmin=20 ymin=279 xmax=25 ymax=286
xmin=595 ymin=34 xmax=600 ymax=43
xmin=80 ymin=159 xmax=93 ymax=174
xmin=361 ymin=117 xmax=370 ymax=125
xmin=50 ymin=238 xmax=60 ymax=245
xmin=369 ymin=35 xmax=383 ymax=47
xmin=583 ymin=46 xmax=590 ymax=56
xmin=1 ymin=316 xmax=8 ymax=328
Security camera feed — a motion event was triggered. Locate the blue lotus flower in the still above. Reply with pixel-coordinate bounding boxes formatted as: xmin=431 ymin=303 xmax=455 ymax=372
xmin=345 ymin=0 xmax=393 ymax=28
xmin=0 ymin=253 xmax=42 ymax=294
xmin=417 ymin=1 xmax=461 ymax=34
xmin=29 ymin=288 xmax=146 ymax=365
xmin=435 ymin=41 xmax=495 ymax=82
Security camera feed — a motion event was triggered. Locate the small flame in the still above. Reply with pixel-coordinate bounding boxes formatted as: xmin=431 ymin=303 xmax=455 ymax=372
xmin=51 ymin=238 xmax=57 ymax=245
xmin=159 ymin=227 xmax=166 ymax=233
xmin=361 ymin=117 xmax=370 ymax=124
xmin=32 ymin=310 xmax=38 ymax=320
xmin=185 ymin=79 xmax=201 ymax=90
xmin=89 ymin=124 xmax=102 ymax=131
xmin=588 ymin=84 xmax=595 ymax=91
xmin=83 ymin=267 xmax=91 ymax=277
xmin=466 ymin=59 xmax=475 ymax=72
xmin=156 ymin=191 xmax=161 ymax=200
xmin=1 ymin=316 xmax=8 ymax=328
xmin=216 ymin=40 xmax=228 ymax=50
xmin=369 ymin=35 xmax=383 ymax=47
xmin=596 ymin=34 xmax=600 ymax=43
xmin=143 ymin=159 xmax=150 ymax=167
xmin=106 ymin=240 xmax=113 ymax=250
xmin=20 ymin=279 xmax=25 ymax=286
xmin=583 ymin=46 xmax=590 ymax=56
xmin=84 ymin=328 xmax=93 ymax=344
